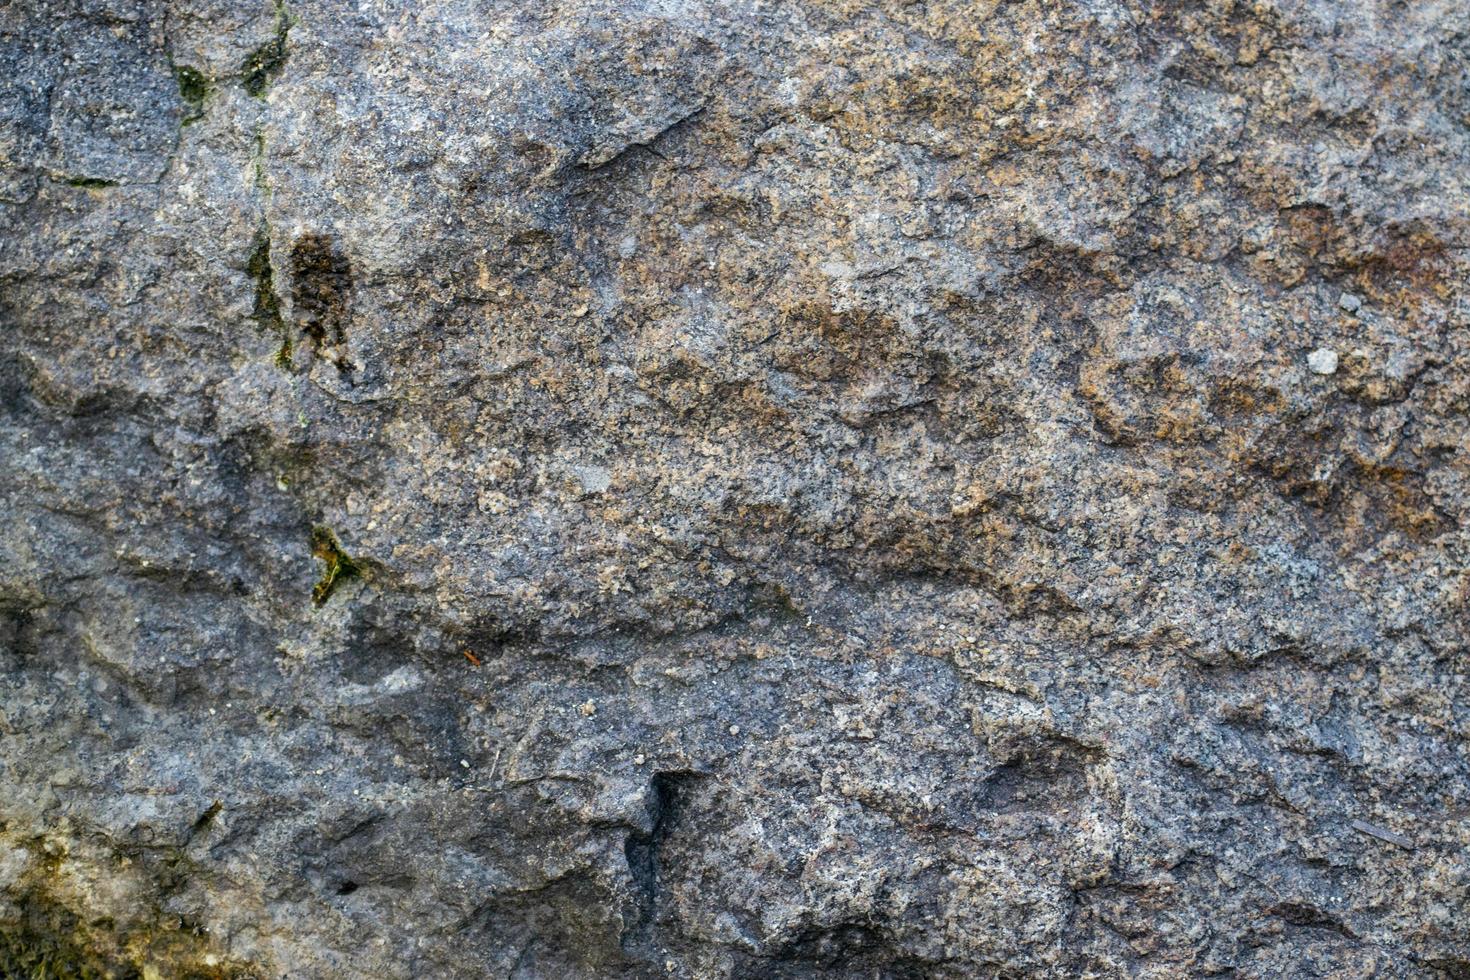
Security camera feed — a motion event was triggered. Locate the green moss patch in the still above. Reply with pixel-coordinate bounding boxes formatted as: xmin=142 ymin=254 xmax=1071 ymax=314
xmin=310 ymin=526 xmax=362 ymax=605
xmin=0 ymin=839 xmax=257 ymax=980
xmin=241 ymin=5 xmax=292 ymax=98
xmin=246 ymin=229 xmax=291 ymax=367
xmin=175 ymin=66 xmax=210 ymax=123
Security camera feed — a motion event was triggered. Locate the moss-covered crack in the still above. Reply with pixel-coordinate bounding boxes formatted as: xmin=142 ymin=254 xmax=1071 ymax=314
xmin=241 ymin=3 xmax=293 ymax=98
xmin=310 ymin=526 xmax=363 ymax=605
xmin=247 ymin=226 xmax=292 ymax=368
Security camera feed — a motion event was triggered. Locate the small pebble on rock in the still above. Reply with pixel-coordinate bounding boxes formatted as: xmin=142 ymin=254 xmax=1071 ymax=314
xmin=1308 ymin=348 xmax=1340 ymax=375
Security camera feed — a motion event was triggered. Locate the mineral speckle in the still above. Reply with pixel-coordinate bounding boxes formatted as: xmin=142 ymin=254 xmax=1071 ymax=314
xmin=1308 ymin=347 xmax=1340 ymax=376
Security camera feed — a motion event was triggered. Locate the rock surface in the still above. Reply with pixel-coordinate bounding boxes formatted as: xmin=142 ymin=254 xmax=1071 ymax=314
xmin=2 ymin=0 xmax=1469 ymax=977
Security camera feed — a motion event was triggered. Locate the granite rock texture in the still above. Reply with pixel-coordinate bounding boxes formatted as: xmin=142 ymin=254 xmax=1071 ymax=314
xmin=2 ymin=0 xmax=1470 ymax=977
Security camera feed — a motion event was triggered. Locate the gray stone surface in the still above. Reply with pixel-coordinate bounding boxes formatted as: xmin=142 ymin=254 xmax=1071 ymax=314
xmin=1 ymin=0 xmax=1469 ymax=977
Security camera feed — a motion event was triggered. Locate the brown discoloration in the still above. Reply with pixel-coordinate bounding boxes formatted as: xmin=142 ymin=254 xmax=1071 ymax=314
xmin=290 ymin=232 xmax=354 ymax=372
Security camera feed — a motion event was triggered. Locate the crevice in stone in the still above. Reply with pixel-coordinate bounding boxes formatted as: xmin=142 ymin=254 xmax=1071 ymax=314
xmin=242 ymin=3 xmax=293 ymax=98
xmin=621 ymin=771 xmax=702 ymax=956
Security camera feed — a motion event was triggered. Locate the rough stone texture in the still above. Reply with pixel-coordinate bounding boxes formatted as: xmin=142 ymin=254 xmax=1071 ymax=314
xmin=2 ymin=0 xmax=1469 ymax=977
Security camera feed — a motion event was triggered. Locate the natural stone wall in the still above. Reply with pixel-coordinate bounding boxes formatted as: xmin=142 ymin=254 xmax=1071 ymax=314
xmin=2 ymin=0 xmax=1468 ymax=976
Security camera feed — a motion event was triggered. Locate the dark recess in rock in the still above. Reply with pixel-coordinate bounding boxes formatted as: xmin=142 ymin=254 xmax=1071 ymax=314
xmin=290 ymin=231 xmax=354 ymax=372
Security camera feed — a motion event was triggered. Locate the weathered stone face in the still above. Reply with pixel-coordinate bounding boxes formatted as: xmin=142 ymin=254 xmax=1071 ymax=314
xmin=1 ymin=0 xmax=1468 ymax=976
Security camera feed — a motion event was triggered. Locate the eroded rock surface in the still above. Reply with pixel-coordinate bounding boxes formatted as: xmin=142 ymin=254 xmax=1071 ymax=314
xmin=2 ymin=0 xmax=1468 ymax=976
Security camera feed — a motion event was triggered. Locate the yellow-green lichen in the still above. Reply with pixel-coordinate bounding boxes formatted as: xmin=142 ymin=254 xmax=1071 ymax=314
xmin=0 ymin=838 xmax=257 ymax=980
